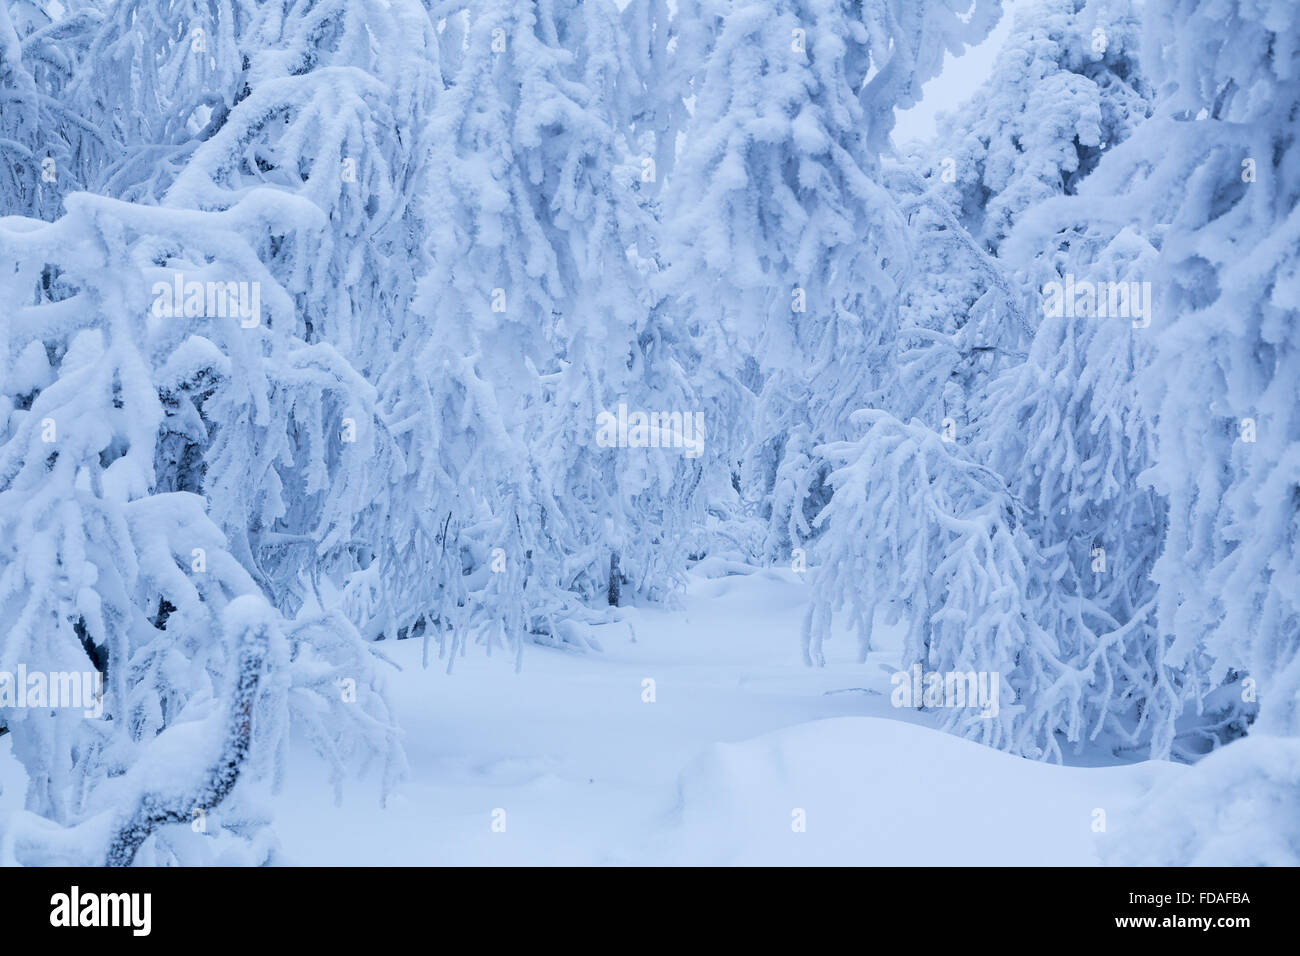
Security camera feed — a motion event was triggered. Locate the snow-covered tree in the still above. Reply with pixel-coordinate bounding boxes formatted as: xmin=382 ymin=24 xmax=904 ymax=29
xmin=0 ymin=0 xmax=105 ymax=218
xmin=844 ymin=0 xmax=1215 ymax=761
xmin=925 ymin=0 xmax=1150 ymax=253
xmin=0 ymin=194 xmax=401 ymax=865
xmin=159 ymin=0 xmax=444 ymax=654
xmin=798 ymin=0 xmax=1214 ymax=762
xmin=387 ymin=0 xmax=706 ymax=659
xmin=980 ymin=219 xmax=1187 ymax=757
xmin=886 ymin=0 xmax=1151 ymax=440
xmin=663 ymin=0 xmax=1003 ymax=563
xmin=805 ymin=410 xmax=1113 ymax=760
xmin=0 ymin=0 xmax=425 ymax=864
xmin=1022 ymin=0 xmax=1300 ymax=846
xmin=71 ymin=0 xmax=257 ymax=204
xmin=979 ymin=0 xmax=1299 ymax=759
xmin=1127 ymin=0 xmax=1300 ymax=742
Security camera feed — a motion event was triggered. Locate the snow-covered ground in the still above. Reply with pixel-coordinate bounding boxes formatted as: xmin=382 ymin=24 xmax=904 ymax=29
xmin=0 ymin=567 xmax=1186 ymax=866
xmin=220 ymin=569 xmax=1179 ymax=866
xmin=0 ymin=568 xmax=1187 ymax=866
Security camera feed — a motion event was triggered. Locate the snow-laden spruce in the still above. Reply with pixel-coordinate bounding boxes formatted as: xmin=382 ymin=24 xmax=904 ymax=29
xmin=804 ymin=410 xmax=1112 ymax=761
xmin=663 ymin=0 xmax=1002 ymax=564
xmin=0 ymin=195 xmax=400 ymax=864
xmin=886 ymin=0 xmax=1151 ymax=437
xmin=1061 ymin=0 xmax=1300 ymax=848
xmin=395 ymin=0 xmax=707 ymax=656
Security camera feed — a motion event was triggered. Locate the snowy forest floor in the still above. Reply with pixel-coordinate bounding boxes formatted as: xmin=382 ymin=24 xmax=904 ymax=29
xmin=0 ymin=569 xmax=1186 ymax=865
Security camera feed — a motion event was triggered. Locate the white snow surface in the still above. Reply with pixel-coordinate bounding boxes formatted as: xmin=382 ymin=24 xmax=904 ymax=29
xmin=0 ymin=569 xmax=1174 ymax=866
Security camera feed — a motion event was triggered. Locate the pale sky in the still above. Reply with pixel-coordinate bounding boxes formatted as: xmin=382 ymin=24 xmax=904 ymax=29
xmin=893 ymin=0 xmax=1032 ymax=147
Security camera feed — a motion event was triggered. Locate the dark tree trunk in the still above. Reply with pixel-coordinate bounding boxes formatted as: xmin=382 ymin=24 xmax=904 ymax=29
xmin=105 ymin=610 xmax=270 ymax=866
xmin=608 ymin=551 xmax=621 ymax=607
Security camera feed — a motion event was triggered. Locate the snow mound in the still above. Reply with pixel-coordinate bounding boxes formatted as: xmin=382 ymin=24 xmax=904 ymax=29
xmin=662 ymin=716 xmax=1180 ymax=866
xmin=1104 ymin=735 xmax=1300 ymax=866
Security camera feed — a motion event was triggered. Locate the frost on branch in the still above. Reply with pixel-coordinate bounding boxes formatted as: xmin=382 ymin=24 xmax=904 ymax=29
xmin=805 ymin=410 xmax=1113 ymax=761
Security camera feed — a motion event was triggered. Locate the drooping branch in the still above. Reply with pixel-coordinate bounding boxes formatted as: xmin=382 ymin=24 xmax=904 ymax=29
xmin=105 ymin=603 xmax=273 ymax=867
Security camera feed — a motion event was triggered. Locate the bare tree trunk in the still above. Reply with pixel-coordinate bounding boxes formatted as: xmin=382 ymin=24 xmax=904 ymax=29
xmin=607 ymin=551 xmax=621 ymax=607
